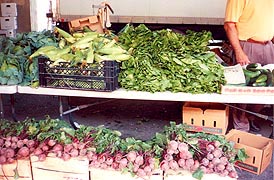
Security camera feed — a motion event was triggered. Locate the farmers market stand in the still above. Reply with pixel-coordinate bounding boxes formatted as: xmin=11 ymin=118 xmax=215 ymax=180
xmin=1 ymin=86 xmax=273 ymax=180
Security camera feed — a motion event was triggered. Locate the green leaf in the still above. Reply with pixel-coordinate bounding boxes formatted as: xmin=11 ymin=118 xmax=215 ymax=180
xmin=154 ymin=132 xmax=167 ymax=146
xmin=28 ymin=125 xmax=38 ymax=135
xmin=7 ymin=78 xmax=20 ymax=85
xmin=113 ymin=130 xmax=122 ymax=136
xmin=60 ymin=131 xmax=68 ymax=142
xmin=198 ymin=63 xmax=209 ymax=72
xmin=61 ymin=127 xmax=75 ymax=137
xmin=237 ymin=148 xmax=249 ymax=161
xmin=126 ymin=137 xmax=136 ymax=145
xmin=23 ymin=46 xmax=32 ymax=55
xmin=0 ymin=77 xmax=8 ymax=84
xmin=173 ymin=57 xmax=183 ymax=65
xmin=140 ymin=142 xmax=152 ymax=151
xmin=192 ymin=168 xmax=204 ymax=180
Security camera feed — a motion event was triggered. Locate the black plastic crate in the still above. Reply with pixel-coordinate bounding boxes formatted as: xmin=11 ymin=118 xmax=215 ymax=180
xmin=38 ymin=57 xmax=120 ymax=91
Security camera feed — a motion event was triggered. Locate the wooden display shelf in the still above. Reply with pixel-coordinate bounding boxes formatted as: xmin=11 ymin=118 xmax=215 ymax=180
xmin=90 ymin=167 xmax=163 ymax=180
xmin=30 ymin=154 xmax=89 ymax=180
xmin=0 ymin=158 xmax=32 ymax=180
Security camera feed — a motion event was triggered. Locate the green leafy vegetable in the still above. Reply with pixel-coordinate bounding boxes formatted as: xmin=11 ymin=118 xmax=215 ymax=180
xmin=0 ymin=30 xmax=58 ymax=86
xmin=192 ymin=168 xmax=204 ymax=180
xmin=236 ymin=148 xmax=249 ymax=162
xmin=118 ymin=24 xmax=226 ymax=93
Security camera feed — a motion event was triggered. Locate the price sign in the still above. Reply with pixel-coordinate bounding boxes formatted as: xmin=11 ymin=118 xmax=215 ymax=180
xmin=223 ymin=64 xmax=246 ymax=85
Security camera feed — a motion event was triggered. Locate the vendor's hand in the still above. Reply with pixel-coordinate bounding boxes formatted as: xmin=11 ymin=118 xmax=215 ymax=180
xmin=235 ymin=51 xmax=250 ymax=66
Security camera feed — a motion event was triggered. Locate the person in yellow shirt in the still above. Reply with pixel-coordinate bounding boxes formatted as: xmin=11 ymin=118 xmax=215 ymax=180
xmin=224 ymin=0 xmax=274 ymax=132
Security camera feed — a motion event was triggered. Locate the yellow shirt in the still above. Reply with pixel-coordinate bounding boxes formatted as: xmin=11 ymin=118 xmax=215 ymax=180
xmin=224 ymin=0 xmax=274 ymax=41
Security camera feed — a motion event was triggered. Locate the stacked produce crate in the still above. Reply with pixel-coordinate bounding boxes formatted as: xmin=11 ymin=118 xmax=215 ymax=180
xmin=0 ymin=3 xmax=17 ymax=38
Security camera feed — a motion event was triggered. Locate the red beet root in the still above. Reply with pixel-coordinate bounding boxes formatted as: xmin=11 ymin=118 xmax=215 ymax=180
xmin=168 ymin=140 xmax=178 ymax=151
xmin=52 ymin=144 xmax=63 ymax=152
xmin=5 ymin=148 xmax=15 ymax=158
xmin=18 ymin=147 xmax=30 ymax=157
xmin=47 ymin=139 xmax=57 ymax=147
xmin=0 ymin=155 xmax=7 ymax=164
xmin=126 ymin=151 xmax=137 ymax=162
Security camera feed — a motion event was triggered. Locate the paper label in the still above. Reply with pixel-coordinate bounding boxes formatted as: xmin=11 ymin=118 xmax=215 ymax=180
xmin=221 ymin=85 xmax=274 ymax=96
xmin=235 ymin=161 xmax=258 ymax=173
xmin=186 ymin=125 xmax=223 ymax=134
xmin=223 ymin=64 xmax=246 ymax=85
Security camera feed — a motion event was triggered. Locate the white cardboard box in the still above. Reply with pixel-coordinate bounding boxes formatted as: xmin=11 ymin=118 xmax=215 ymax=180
xmin=0 ymin=29 xmax=6 ymax=36
xmin=0 ymin=29 xmax=16 ymax=37
xmin=0 ymin=16 xmax=17 ymax=29
xmin=1 ymin=3 xmax=17 ymax=16
xmin=5 ymin=29 xmax=16 ymax=37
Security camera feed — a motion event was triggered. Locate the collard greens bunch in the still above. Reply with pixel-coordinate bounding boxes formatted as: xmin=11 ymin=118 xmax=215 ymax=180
xmin=118 ymin=24 xmax=226 ymax=93
xmin=0 ymin=30 xmax=57 ymax=86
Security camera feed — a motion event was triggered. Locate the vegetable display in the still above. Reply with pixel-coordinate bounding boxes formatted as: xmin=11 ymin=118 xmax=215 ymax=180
xmin=118 ymin=24 xmax=226 ymax=93
xmin=0 ymin=30 xmax=58 ymax=87
xmin=0 ymin=118 xmax=246 ymax=180
xmin=243 ymin=63 xmax=274 ymax=87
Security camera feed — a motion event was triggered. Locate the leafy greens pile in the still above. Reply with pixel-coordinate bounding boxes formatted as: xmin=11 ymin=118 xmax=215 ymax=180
xmin=0 ymin=30 xmax=57 ymax=86
xmin=118 ymin=24 xmax=226 ymax=93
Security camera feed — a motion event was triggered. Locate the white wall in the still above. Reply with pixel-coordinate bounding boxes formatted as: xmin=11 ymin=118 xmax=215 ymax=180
xmin=59 ymin=0 xmax=227 ymax=18
xmin=30 ymin=0 xmax=55 ymax=31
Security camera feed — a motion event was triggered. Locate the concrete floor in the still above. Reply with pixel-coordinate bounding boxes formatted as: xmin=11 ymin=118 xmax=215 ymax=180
xmin=1 ymin=93 xmax=273 ymax=180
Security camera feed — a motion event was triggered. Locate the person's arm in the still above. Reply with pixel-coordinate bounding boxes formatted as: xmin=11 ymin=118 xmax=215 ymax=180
xmin=224 ymin=22 xmax=250 ymax=65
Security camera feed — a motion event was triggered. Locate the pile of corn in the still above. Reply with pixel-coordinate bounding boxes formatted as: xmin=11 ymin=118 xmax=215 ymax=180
xmin=29 ymin=27 xmax=132 ymax=67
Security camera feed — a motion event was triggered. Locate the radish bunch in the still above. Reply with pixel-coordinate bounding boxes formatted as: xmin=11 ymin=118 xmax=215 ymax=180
xmin=160 ymin=140 xmax=199 ymax=172
xmin=88 ymin=151 xmax=156 ymax=179
xmin=0 ymin=120 xmax=242 ymax=180
xmin=32 ymin=139 xmax=91 ymax=162
xmin=159 ymin=139 xmax=238 ymax=179
xmin=0 ymin=136 xmax=37 ymax=164
xmin=198 ymin=140 xmax=238 ymax=178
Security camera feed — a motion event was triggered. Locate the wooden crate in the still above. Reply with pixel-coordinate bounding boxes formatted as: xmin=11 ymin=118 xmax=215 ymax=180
xmin=0 ymin=158 xmax=32 ymax=180
xmin=30 ymin=154 xmax=89 ymax=180
xmin=90 ymin=167 xmax=163 ymax=180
